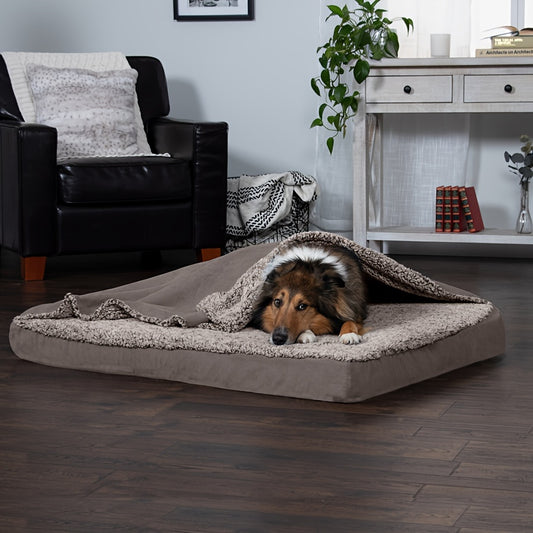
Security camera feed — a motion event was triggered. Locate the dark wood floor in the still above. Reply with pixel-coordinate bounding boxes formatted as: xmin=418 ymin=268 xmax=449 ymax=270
xmin=1 ymin=247 xmax=532 ymax=532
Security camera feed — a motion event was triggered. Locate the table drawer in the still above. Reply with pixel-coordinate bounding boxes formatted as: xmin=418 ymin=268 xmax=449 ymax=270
xmin=464 ymin=74 xmax=533 ymax=102
xmin=365 ymin=75 xmax=453 ymax=103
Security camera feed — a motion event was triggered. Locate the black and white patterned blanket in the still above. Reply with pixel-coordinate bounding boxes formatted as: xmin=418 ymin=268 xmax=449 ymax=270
xmin=226 ymin=171 xmax=317 ymax=238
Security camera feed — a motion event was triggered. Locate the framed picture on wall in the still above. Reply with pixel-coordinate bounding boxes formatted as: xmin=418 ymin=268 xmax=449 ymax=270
xmin=174 ymin=0 xmax=254 ymax=21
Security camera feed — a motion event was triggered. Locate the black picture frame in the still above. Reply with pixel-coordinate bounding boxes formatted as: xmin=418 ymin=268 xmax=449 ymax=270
xmin=174 ymin=0 xmax=254 ymax=21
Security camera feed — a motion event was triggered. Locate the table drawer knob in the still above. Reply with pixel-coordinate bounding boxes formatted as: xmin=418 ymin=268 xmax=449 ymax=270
xmin=403 ymin=85 xmax=412 ymax=94
xmin=504 ymin=84 xmax=513 ymax=93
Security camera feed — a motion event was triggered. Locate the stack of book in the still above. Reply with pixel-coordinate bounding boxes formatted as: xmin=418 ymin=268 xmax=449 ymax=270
xmin=476 ymin=26 xmax=533 ymax=57
xmin=435 ymin=186 xmax=484 ymax=233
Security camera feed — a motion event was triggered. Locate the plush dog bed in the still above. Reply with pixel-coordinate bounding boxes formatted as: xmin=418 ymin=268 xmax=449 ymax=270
xmin=9 ymin=232 xmax=505 ymax=402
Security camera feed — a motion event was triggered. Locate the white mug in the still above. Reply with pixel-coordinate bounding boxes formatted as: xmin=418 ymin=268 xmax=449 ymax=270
xmin=430 ymin=33 xmax=451 ymax=58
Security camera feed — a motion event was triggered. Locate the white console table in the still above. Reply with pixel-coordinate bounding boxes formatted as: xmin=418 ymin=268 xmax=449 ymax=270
xmin=352 ymin=57 xmax=533 ymax=248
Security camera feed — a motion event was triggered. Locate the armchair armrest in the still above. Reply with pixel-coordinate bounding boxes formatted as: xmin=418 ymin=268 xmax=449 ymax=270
xmin=0 ymin=121 xmax=58 ymax=256
xmin=147 ymin=118 xmax=228 ymax=249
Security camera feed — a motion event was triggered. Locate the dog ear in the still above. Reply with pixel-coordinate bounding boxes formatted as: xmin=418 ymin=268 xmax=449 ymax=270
xmin=266 ymin=261 xmax=297 ymax=283
xmin=314 ymin=272 xmax=345 ymax=321
xmin=265 ymin=269 xmax=279 ymax=284
xmin=311 ymin=263 xmax=345 ymax=290
xmin=322 ymin=273 xmax=345 ymax=289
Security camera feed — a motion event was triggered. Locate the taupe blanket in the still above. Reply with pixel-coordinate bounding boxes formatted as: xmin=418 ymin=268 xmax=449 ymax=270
xmin=12 ymin=232 xmax=493 ymax=362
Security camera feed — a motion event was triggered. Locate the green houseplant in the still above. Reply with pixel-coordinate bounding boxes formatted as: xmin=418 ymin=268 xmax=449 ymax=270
xmin=311 ymin=1 xmax=413 ymax=153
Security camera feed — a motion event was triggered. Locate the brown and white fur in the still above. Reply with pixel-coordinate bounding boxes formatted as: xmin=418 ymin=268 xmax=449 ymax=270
xmin=251 ymin=244 xmax=367 ymax=345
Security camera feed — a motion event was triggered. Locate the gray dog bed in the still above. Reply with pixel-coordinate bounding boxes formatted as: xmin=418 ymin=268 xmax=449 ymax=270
xmin=9 ymin=232 xmax=505 ymax=402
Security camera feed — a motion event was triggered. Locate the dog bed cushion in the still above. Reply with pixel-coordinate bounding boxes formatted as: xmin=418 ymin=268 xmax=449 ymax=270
xmin=9 ymin=232 xmax=505 ymax=402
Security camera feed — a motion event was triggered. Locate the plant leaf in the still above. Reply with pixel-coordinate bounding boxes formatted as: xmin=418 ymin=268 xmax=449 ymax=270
xmin=353 ymin=59 xmax=370 ymax=84
xmin=333 ymin=84 xmax=347 ymax=103
xmin=327 ymin=136 xmax=335 ymax=154
xmin=383 ymin=31 xmax=400 ymax=58
xmin=402 ymin=17 xmax=414 ymax=33
xmin=338 ymin=24 xmax=352 ymax=38
xmin=310 ymin=77 xmax=321 ymax=96
xmin=327 ymin=4 xmax=343 ymax=17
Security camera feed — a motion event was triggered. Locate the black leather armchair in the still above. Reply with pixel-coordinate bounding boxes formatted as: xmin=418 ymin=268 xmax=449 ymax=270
xmin=0 ymin=55 xmax=228 ymax=280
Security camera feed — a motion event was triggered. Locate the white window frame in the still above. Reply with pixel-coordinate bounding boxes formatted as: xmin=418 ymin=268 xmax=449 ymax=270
xmin=512 ymin=0 xmax=525 ymax=27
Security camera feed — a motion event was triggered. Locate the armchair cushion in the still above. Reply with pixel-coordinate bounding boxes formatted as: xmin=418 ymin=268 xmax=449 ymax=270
xmin=26 ymin=64 xmax=151 ymax=159
xmin=57 ymin=156 xmax=191 ymax=205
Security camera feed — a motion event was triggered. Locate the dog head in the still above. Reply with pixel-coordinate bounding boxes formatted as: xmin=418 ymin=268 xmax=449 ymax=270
xmin=255 ymin=246 xmax=347 ymax=345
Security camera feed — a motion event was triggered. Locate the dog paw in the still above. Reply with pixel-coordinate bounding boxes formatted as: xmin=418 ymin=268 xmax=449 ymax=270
xmin=339 ymin=333 xmax=363 ymax=345
xmin=297 ymin=330 xmax=317 ymax=344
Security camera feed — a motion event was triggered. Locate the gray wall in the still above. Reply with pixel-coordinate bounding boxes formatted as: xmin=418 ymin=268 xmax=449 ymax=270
xmin=0 ymin=0 xmax=321 ymax=177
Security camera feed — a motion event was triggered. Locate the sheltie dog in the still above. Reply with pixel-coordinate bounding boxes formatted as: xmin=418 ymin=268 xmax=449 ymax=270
xmin=251 ymin=244 xmax=367 ymax=345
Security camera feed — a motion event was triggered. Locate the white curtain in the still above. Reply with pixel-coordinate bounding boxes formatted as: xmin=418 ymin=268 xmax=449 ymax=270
xmin=311 ymin=0 xmax=483 ymax=236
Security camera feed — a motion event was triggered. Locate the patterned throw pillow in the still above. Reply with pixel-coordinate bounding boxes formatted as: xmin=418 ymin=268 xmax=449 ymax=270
xmin=26 ymin=64 xmax=151 ymax=160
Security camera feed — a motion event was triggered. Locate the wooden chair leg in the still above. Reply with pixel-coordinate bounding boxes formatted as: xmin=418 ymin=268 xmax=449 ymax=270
xmin=20 ymin=256 xmax=47 ymax=281
xmin=196 ymin=248 xmax=221 ymax=262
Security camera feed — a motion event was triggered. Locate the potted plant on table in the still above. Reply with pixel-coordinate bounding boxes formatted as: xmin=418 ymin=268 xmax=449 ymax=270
xmin=310 ymin=0 xmax=413 ymax=154
xmin=504 ymin=134 xmax=533 ymax=234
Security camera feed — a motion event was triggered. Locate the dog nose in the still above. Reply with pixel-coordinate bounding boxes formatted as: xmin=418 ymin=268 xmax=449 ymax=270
xmin=271 ymin=327 xmax=289 ymax=345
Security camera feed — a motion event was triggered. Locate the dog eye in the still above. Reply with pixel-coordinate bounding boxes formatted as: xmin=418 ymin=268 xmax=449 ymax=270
xmin=273 ymin=298 xmax=282 ymax=308
xmin=296 ymin=303 xmax=308 ymax=311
